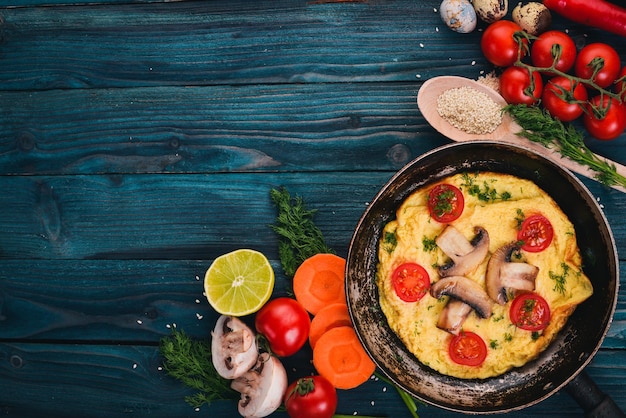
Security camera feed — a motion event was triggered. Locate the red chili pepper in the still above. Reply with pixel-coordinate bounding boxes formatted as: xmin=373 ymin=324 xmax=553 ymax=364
xmin=543 ymin=0 xmax=626 ymax=37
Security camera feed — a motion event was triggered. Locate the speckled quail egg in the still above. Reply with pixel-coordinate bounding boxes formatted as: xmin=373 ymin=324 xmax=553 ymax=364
xmin=440 ymin=0 xmax=477 ymax=33
xmin=473 ymin=0 xmax=508 ymax=23
xmin=512 ymin=2 xmax=552 ymax=35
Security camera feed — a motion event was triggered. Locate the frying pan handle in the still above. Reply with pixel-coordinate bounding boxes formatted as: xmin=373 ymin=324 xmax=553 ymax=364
xmin=565 ymin=371 xmax=625 ymax=417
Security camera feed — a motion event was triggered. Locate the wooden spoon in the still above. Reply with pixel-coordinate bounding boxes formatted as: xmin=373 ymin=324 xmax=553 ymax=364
xmin=417 ymin=75 xmax=626 ymax=194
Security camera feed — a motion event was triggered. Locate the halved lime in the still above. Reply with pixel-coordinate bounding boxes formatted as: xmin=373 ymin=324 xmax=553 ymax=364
xmin=204 ymin=249 xmax=275 ymax=316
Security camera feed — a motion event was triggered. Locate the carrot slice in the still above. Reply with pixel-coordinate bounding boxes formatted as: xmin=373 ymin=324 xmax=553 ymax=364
xmin=309 ymin=302 xmax=352 ymax=350
xmin=293 ymin=253 xmax=346 ymax=315
xmin=312 ymin=326 xmax=376 ymax=390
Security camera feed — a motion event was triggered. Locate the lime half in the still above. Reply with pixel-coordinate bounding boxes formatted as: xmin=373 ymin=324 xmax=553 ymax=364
xmin=204 ymin=249 xmax=275 ymax=316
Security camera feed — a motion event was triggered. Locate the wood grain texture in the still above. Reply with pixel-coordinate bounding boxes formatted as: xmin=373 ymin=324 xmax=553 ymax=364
xmin=0 ymin=0 xmax=623 ymax=91
xmin=0 ymin=83 xmax=442 ymax=175
xmin=1 ymin=0 xmax=626 ymax=416
xmin=0 ymin=173 xmax=624 ymax=260
xmin=1 ymin=82 xmax=623 ymax=176
xmin=0 ymin=342 xmax=624 ymax=418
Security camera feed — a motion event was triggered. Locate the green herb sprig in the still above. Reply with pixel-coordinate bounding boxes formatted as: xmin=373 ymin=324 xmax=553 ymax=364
xmin=270 ymin=187 xmax=421 ymax=418
xmin=270 ymin=187 xmax=335 ymax=277
xmin=160 ymin=327 xmax=238 ymax=408
xmin=506 ymin=104 xmax=626 ymax=188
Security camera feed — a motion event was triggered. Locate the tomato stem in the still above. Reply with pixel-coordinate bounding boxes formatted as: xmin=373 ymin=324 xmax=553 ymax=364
xmin=512 ymin=31 xmax=625 ymax=117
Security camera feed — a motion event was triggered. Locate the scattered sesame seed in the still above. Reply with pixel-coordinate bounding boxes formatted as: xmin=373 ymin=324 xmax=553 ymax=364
xmin=371 ymin=401 xmax=375 ymax=406
xmin=383 ymin=387 xmax=387 ymax=392
xmin=195 ymin=407 xmax=200 ymax=412
xmin=419 ymin=43 xmax=424 ymax=48
xmin=137 ymin=319 xmax=143 ymax=325
xmin=433 ymin=7 xmax=437 ymax=12
xmin=195 ymin=299 xmax=200 ymax=304
xmin=132 ymin=363 xmax=137 ymax=369
xmin=436 ymin=27 xmax=439 ymax=32
xmin=195 ymin=275 xmax=200 ymax=281
xmin=471 ymin=60 xmax=476 ymax=65
xmin=166 ymin=324 xmax=171 ymax=329
xmin=196 ymin=313 xmax=204 ymax=320
xmin=172 ymin=323 xmax=177 ymax=328
xmin=416 ymin=74 xmax=422 ymax=78
xmin=157 ymin=366 xmax=163 ymax=371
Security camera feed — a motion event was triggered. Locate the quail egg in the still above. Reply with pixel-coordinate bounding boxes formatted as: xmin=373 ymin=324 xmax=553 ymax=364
xmin=512 ymin=2 xmax=552 ymax=35
xmin=473 ymin=0 xmax=508 ymax=23
xmin=440 ymin=0 xmax=477 ymax=33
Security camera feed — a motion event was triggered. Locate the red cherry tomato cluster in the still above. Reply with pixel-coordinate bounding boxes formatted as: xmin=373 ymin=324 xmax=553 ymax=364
xmin=481 ymin=21 xmax=626 ymax=141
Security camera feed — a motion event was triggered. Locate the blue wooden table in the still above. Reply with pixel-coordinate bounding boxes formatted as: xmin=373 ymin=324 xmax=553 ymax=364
xmin=0 ymin=1 xmax=624 ymax=417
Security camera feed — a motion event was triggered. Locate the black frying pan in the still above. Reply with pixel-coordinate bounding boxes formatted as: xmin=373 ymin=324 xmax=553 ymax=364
xmin=346 ymin=141 xmax=623 ymax=416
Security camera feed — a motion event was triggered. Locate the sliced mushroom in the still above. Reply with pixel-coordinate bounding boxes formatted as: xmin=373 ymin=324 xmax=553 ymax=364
xmin=211 ymin=315 xmax=258 ymax=379
xmin=231 ymin=352 xmax=288 ymax=418
xmin=436 ymin=226 xmax=490 ymax=277
xmin=430 ymin=275 xmax=493 ymax=319
xmin=486 ymin=242 xmax=540 ymax=305
xmin=437 ymin=299 xmax=472 ymax=335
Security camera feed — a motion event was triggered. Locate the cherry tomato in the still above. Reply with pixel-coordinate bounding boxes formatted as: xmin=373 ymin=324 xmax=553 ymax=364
xmin=542 ymin=76 xmax=588 ymax=122
xmin=284 ymin=375 xmax=338 ymax=418
xmin=517 ymin=214 xmax=554 ymax=252
xmin=510 ymin=292 xmax=551 ymax=331
xmin=574 ymin=43 xmax=621 ymax=88
xmin=583 ymin=95 xmax=626 ymax=141
xmin=500 ymin=66 xmax=543 ymax=106
xmin=428 ymin=183 xmax=464 ymax=223
xmin=255 ymin=297 xmax=310 ymax=357
xmin=481 ymin=20 xmax=527 ymax=67
xmin=391 ymin=263 xmax=430 ymax=303
xmin=531 ymin=30 xmax=577 ymax=74
xmin=448 ymin=331 xmax=487 ymax=367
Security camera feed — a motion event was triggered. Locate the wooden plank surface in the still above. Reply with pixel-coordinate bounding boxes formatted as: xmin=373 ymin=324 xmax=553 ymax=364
xmin=0 ymin=342 xmax=624 ymax=418
xmin=1 ymin=0 xmax=626 ymax=416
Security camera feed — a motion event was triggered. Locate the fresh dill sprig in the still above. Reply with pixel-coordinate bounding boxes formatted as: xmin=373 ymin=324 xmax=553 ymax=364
xmin=505 ymin=104 xmax=626 ymax=189
xmin=159 ymin=328 xmax=238 ymax=408
xmin=461 ymin=173 xmax=512 ymax=202
xmin=269 ymin=187 xmax=335 ymax=277
xmin=549 ymin=262 xmax=570 ymax=295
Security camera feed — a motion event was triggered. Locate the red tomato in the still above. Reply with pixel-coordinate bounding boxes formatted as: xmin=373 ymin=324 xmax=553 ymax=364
xmin=542 ymin=76 xmax=588 ymax=122
xmin=481 ymin=20 xmax=526 ymax=67
xmin=428 ymin=183 xmax=464 ymax=223
xmin=510 ymin=292 xmax=551 ymax=331
xmin=285 ymin=375 xmax=338 ymax=418
xmin=617 ymin=66 xmax=626 ymax=101
xmin=500 ymin=66 xmax=543 ymax=106
xmin=448 ymin=331 xmax=487 ymax=366
xmin=531 ymin=30 xmax=577 ymax=74
xmin=391 ymin=263 xmax=430 ymax=303
xmin=517 ymin=214 xmax=554 ymax=252
xmin=583 ymin=95 xmax=626 ymax=141
xmin=574 ymin=43 xmax=621 ymax=88
xmin=255 ymin=297 xmax=310 ymax=357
